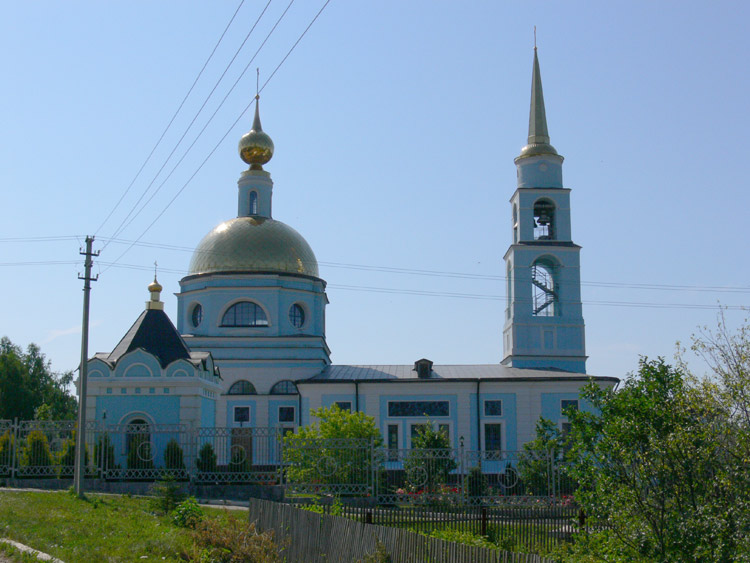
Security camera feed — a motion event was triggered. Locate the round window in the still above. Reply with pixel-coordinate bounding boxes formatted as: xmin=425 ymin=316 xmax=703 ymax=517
xmin=191 ymin=304 xmax=203 ymax=327
xmin=289 ymin=304 xmax=305 ymax=328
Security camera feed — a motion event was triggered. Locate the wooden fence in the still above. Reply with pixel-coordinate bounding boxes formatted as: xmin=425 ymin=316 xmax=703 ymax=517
xmin=248 ymin=498 xmax=557 ymax=563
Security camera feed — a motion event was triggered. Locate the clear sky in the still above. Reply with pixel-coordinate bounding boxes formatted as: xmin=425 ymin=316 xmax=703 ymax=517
xmin=2 ymin=1 xmax=749 ymax=382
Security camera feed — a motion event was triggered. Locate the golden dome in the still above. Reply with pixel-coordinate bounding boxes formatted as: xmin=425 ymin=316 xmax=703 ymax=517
xmin=239 ymin=97 xmax=274 ymax=169
xmin=188 ymin=217 xmax=319 ymax=278
xmin=148 ymin=278 xmax=163 ymax=293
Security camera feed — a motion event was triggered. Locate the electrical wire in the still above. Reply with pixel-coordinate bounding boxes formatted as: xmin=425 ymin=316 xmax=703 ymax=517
xmin=107 ymin=0 xmax=296 ymax=246
xmin=101 ymin=0 xmax=275 ymax=250
xmin=94 ymin=0 xmax=248 ymax=239
xmin=101 ymin=0 xmax=332 ymax=272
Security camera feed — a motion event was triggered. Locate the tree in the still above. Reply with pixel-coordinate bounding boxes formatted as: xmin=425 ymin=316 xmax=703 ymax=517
xmin=517 ymin=418 xmax=562 ymax=496
xmin=0 ymin=337 xmax=76 ymax=420
xmin=164 ymin=439 xmax=186 ymax=476
xmin=403 ymin=421 xmax=456 ymax=493
xmin=196 ymin=442 xmax=217 ymax=473
xmin=283 ymin=404 xmax=383 ymax=494
xmin=564 ymin=358 xmax=750 ymax=562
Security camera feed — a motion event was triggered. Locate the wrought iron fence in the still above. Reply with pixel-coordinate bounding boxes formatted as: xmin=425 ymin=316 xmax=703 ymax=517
xmin=283 ymin=437 xmax=375 ymax=497
xmin=194 ymin=426 xmax=281 ymax=484
xmin=0 ymin=420 xmax=577 ymax=508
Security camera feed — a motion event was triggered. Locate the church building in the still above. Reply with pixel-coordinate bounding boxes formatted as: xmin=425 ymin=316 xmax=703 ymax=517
xmin=85 ymin=49 xmax=617 ymax=457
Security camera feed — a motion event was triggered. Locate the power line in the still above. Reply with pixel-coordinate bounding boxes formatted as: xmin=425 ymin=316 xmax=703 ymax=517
xmin=107 ymin=0 xmax=295 ymax=247
xmin=95 ymin=0 xmax=248 ymax=239
xmin=102 ymin=0 xmax=331 ymax=272
xmin=101 ymin=0 xmax=275 ymax=249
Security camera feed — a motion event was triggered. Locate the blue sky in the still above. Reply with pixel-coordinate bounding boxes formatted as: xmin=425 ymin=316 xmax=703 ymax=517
xmin=2 ymin=1 xmax=749 ymax=381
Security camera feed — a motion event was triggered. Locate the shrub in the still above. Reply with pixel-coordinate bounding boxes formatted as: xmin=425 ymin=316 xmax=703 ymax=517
xmin=172 ymin=497 xmax=204 ymax=529
xmin=0 ymin=430 xmax=14 ymax=473
xmin=148 ymin=474 xmax=185 ymax=514
xmin=196 ymin=442 xmax=217 ymax=473
xmin=20 ymin=430 xmax=53 ymax=469
xmin=189 ymin=516 xmax=283 ymax=562
xmin=126 ymin=433 xmax=154 ymax=471
xmin=229 ymin=445 xmax=250 ymax=473
xmin=57 ymin=431 xmax=90 ymax=477
xmin=358 ymin=540 xmax=391 ymax=563
xmin=164 ymin=439 xmax=186 ymax=476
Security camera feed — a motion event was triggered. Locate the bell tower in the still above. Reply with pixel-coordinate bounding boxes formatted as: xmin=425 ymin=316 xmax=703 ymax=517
xmin=502 ymin=48 xmax=587 ymax=373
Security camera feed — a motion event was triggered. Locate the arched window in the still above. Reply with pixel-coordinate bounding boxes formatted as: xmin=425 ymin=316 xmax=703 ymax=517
xmin=191 ymin=303 xmax=203 ymax=327
xmin=221 ymin=301 xmax=268 ymax=327
xmin=228 ymin=380 xmax=257 ymax=395
xmin=249 ymin=191 xmax=258 ymax=215
xmin=531 ymin=260 xmax=557 ymax=317
xmin=512 ymin=204 xmax=518 ymax=243
xmin=289 ymin=303 xmax=305 ymax=328
xmin=533 ymin=199 xmax=556 ymax=240
xmin=270 ymin=380 xmax=298 ymax=395
xmin=506 ymin=262 xmax=512 ymax=318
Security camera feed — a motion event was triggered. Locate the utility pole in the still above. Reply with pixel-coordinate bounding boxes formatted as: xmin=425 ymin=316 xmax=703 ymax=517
xmin=74 ymin=236 xmax=98 ymax=498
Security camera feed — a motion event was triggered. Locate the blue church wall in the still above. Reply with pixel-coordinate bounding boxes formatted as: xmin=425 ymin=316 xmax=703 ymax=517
xmin=516 ymin=156 xmax=563 ymax=190
xmin=466 ymin=393 xmax=517 ymax=452
xmin=177 ymin=275 xmax=326 ymax=338
xmin=166 ymin=359 xmax=196 ymax=378
xmin=201 ymin=397 xmax=216 ymax=428
xmin=96 ymin=395 xmax=181 ymax=426
xmin=513 ymin=189 xmax=572 ymax=242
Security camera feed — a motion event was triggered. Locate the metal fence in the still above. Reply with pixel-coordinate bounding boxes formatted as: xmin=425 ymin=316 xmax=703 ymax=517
xmin=1 ymin=421 xmax=575 ymax=507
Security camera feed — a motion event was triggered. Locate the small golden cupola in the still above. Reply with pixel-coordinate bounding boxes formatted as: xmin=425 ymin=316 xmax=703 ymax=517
xmin=238 ymin=96 xmax=274 ymax=170
xmin=146 ymin=277 xmax=164 ymax=311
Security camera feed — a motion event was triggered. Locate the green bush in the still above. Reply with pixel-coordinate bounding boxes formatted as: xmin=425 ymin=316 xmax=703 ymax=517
xmin=196 ymin=442 xmax=217 ymax=473
xmin=20 ymin=430 xmax=53 ymax=469
xmin=172 ymin=497 xmax=204 ymax=529
xmin=149 ymin=475 xmax=185 ymax=514
xmin=164 ymin=439 xmax=186 ymax=476
xmin=58 ymin=431 xmax=90 ymax=477
xmin=126 ymin=433 xmax=154 ymax=471
xmin=0 ymin=430 xmax=14 ymax=473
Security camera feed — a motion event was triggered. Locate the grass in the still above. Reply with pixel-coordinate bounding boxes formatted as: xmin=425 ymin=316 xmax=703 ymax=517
xmin=0 ymin=490 xmax=237 ymax=562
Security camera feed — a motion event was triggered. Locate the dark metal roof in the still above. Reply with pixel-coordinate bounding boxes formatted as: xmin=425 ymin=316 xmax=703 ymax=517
xmin=300 ymin=364 xmax=618 ymax=384
xmin=108 ymin=309 xmax=193 ymax=368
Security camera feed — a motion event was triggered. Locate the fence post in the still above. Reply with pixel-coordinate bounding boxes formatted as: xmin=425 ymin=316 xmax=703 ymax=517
xmin=459 ymin=436 xmax=465 ymax=498
xmin=10 ymin=418 xmax=18 ymax=479
xmin=480 ymin=506 xmax=488 ymax=537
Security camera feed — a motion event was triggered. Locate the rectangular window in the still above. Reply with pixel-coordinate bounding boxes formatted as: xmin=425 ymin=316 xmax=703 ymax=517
xmin=149 ymin=388 xmax=155 ymax=394
xmin=135 ymin=388 xmax=141 ymax=394
xmin=281 ymin=427 xmax=295 ymax=438
xmin=120 ymin=388 xmax=127 ymax=394
xmin=163 ymin=387 xmax=170 ymax=394
xmin=234 ymin=407 xmax=250 ymax=423
xmin=334 ymin=401 xmax=352 ymax=412
xmin=561 ymin=400 xmax=579 ymax=415
xmin=484 ymin=423 xmax=502 ymax=452
xmin=106 ymin=388 xmax=112 ymax=394
xmin=410 ymin=423 xmax=428 ymax=442
xmin=279 ymin=406 xmax=296 ymax=423
xmin=388 ymin=401 xmax=449 ymax=417
xmin=484 ymin=400 xmax=503 ymax=416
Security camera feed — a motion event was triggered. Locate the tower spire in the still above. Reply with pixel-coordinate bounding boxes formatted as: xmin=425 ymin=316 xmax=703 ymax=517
xmin=518 ymin=46 xmax=558 ymax=159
